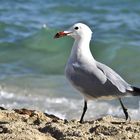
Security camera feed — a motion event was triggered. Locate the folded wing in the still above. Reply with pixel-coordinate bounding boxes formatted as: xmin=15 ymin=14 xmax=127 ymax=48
xmin=96 ymin=61 xmax=133 ymax=93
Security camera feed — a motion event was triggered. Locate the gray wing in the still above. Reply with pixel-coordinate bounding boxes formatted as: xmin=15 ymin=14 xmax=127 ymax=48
xmin=72 ymin=62 xmax=107 ymax=84
xmin=96 ymin=61 xmax=133 ymax=93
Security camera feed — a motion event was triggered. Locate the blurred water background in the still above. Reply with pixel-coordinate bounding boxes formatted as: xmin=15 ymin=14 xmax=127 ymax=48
xmin=0 ymin=0 xmax=140 ymax=120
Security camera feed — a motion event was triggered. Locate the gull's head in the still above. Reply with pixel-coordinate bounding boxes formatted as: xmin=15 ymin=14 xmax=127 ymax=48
xmin=54 ymin=23 xmax=92 ymax=40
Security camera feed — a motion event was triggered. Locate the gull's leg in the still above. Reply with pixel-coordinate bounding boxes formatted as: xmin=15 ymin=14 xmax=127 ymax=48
xmin=118 ymin=98 xmax=131 ymax=121
xmin=80 ymin=100 xmax=87 ymax=123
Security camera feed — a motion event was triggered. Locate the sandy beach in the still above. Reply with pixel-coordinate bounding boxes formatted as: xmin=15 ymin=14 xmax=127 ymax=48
xmin=0 ymin=107 xmax=139 ymax=140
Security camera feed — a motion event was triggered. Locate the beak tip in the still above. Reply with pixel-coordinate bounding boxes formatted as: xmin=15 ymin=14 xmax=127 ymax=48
xmin=54 ymin=33 xmax=59 ymax=39
xmin=54 ymin=31 xmax=69 ymax=39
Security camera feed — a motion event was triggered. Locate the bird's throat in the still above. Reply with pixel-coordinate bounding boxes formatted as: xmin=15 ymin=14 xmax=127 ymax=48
xmin=69 ymin=38 xmax=94 ymax=63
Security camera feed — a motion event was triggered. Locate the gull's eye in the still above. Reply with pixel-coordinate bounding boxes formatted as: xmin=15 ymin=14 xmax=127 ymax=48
xmin=74 ymin=27 xmax=79 ymax=30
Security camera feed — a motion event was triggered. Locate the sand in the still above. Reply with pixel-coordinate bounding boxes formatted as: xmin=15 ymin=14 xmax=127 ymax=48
xmin=0 ymin=107 xmax=140 ymax=140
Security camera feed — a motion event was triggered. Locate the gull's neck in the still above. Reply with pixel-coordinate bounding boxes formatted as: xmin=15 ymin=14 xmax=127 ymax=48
xmin=68 ymin=36 xmax=95 ymax=64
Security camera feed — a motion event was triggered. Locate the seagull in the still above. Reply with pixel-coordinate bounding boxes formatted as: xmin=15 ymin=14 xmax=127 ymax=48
xmin=54 ymin=23 xmax=140 ymax=123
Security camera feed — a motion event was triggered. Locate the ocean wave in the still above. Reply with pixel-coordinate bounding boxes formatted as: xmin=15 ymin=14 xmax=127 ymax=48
xmin=0 ymin=89 xmax=139 ymax=121
xmin=0 ymin=26 xmax=139 ymax=77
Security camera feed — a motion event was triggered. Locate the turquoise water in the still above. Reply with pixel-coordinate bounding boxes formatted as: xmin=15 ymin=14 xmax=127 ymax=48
xmin=0 ymin=0 xmax=140 ymax=120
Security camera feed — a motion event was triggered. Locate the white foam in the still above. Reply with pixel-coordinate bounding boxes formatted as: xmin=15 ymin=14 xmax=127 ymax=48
xmin=45 ymin=97 xmax=69 ymax=104
xmin=45 ymin=98 xmax=140 ymax=120
xmin=0 ymin=90 xmax=14 ymax=99
xmin=0 ymin=93 xmax=139 ymax=121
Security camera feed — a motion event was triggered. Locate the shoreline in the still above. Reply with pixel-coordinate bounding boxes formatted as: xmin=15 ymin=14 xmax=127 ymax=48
xmin=0 ymin=107 xmax=140 ymax=140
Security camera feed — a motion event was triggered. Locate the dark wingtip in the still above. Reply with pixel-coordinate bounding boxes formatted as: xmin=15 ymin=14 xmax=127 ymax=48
xmin=130 ymin=86 xmax=140 ymax=96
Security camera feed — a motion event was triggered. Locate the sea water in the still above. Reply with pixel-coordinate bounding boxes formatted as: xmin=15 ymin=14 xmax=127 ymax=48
xmin=0 ymin=0 xmax=140 ymax=120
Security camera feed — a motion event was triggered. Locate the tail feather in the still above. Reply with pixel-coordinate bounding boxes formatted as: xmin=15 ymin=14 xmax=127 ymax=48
xmin=130 ymin=86 xmax=140 ymax=96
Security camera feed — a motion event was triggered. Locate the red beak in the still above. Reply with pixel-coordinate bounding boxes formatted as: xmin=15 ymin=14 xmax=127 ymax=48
xmin=54 ymin=31 xmax=70 ymax=39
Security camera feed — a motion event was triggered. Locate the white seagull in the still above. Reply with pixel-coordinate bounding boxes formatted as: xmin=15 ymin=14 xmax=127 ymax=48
xmin=54 ymin=23 xmax=140 ymax=123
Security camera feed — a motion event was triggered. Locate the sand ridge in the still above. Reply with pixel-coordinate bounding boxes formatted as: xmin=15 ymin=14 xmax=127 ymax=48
xmin=0 ymin=107 xmax=140 ymax=140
